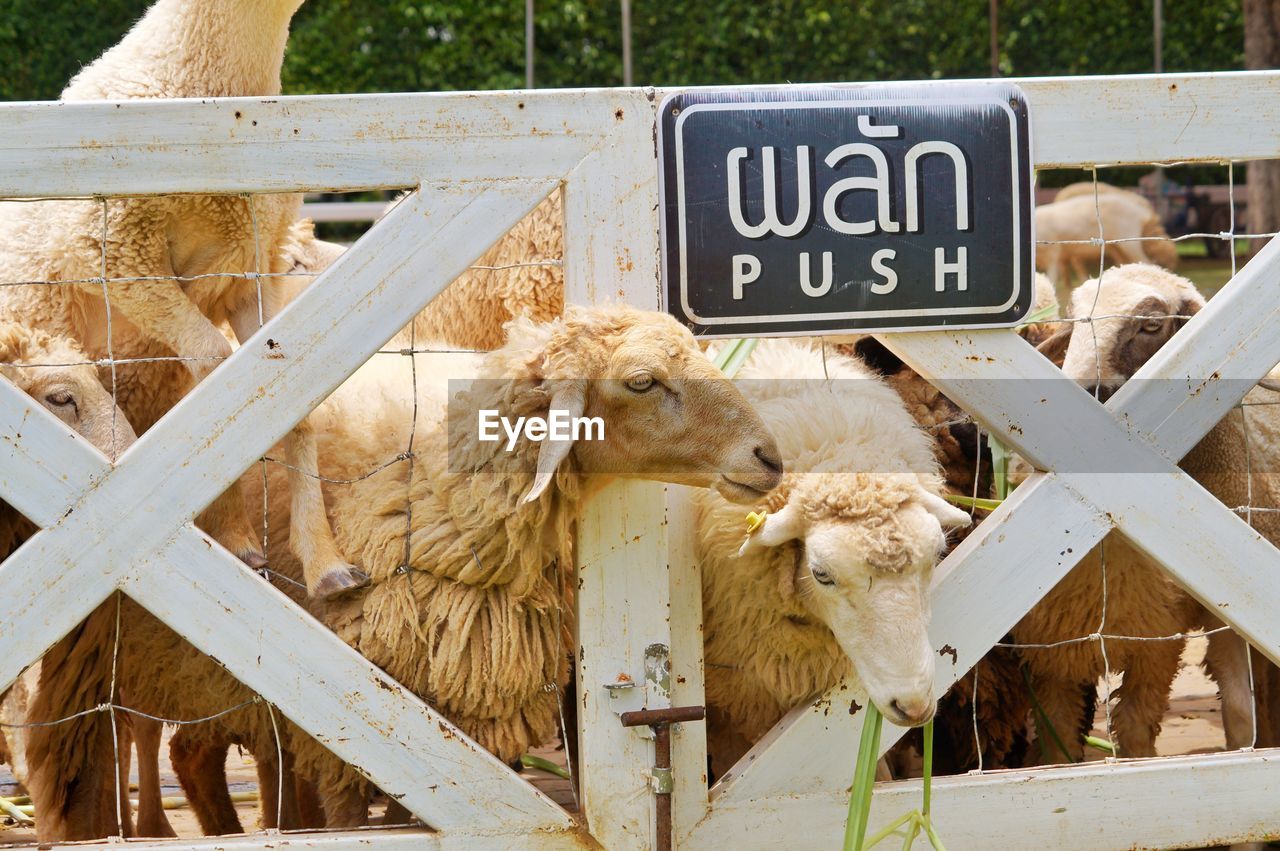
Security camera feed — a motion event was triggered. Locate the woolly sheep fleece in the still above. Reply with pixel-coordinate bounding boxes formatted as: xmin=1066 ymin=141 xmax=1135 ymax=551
xmin=696 ymin=339 xmax=947 ymax=771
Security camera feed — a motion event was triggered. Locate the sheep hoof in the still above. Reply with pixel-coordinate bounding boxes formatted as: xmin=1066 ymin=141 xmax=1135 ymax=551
xmin=238 ymin=549 xmax=268 ymax=570
xmin=312 ymin=566 xmax=371 ymax=600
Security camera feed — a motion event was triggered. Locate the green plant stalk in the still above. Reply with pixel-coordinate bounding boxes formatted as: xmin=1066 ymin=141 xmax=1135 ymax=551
xmin=943 ymin=493 xmax=1003 ymax=512
xmin=711 ymin=338 xmax=745 ymax=372
xmin=989 ymin=434 xmax=1010 ymax=501
xmin=1015 ymin=303 xmax=1059 ymax=330
xmin=712 ymin=338 xmax=759 ymax=379
xmin=1083 ymin=734 xmax=1116 ymax=755
xmin=520 ymin=753 xmax=572 ymax=780
xmin=843 ymin=703 xmax=884 ymax=851
xmin=1020 ymin=662 xmax=1077 ymax=764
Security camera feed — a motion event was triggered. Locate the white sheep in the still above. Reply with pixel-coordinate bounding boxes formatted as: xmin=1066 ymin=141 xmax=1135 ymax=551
xmin=0 ymin=0 xmax=364 ymax=600
xmin=1035 ymin=187 xmax=1178 ymax=315
xmin=279 ymin=187 xmax=563 ymax=353
xmin=696 ymin=339 xmax=970 ymax=776
xmin=25 ymin=305 xmax=785 ymax=835
xmin=1014 ymin=263 xmax=1277 ymax=762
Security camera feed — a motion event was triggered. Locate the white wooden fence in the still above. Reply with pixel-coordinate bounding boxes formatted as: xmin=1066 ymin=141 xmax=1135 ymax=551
xmin=0 ymin=71 xmax=1278 ymax=849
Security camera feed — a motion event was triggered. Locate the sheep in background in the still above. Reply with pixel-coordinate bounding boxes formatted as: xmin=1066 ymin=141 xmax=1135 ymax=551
xmin=0 ymin=323 xmax=152 ymax=838
xmin=279 ymin=188 xmax=563 ymax=352
xmin=697 ymin=339 xmax=970 ymax=776
xmin=1036 ymin=187 xmax=1178 ymax=314
xmin=0 ymin=0 xmax=367 ymax=600
xmin=27 ymin=305 xmax=784 ymax=834
xmin=1039 ymin=263 xmax=1280 ymax=758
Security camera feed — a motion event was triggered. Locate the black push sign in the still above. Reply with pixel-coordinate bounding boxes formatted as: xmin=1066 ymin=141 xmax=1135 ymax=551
xmin=658 ymin=83 xmax=1033 ymax=336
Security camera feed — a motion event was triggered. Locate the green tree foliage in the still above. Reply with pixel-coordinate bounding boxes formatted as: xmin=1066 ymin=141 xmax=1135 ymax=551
xmin=0 ymin=1 xmax=1247 ymax=101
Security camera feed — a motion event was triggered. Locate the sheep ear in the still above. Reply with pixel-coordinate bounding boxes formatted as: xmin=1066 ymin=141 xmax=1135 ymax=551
xmin=738 ymin=502 xmax=803 ymax=556
xmin=917 ymin=490 xmax=972 ymax=529
xmin=523 ymin=379 xmax=587 ymax=503
xmin=1035 ymin=324 xmax=1073 ymax=368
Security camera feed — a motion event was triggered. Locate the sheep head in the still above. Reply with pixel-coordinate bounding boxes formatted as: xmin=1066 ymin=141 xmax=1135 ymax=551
xmin=0 ymin=323 xmax=135 ymax=461
xmin=495 ymin=305 xmax=783 ymax=503
xmin=1045 ymin=263 xmax=1202 ymax=397
xmin=739 ymin=473 xmax=969 ymax=727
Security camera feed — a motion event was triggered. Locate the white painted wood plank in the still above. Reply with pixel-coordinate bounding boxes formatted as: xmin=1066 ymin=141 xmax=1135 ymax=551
xmin=0 ymin=73 xmax=1273 ymax=199
xmin=3 ymin=826 xmax=586 ymax=850
xmin=0 ymin=376 xmax=109 ymax=527
xmin=887 ymin=330 xmax=1280 ymax=665
xmin=0 ymin=90 xmax=638 ymax=195
xmin=0 ymin=182 xmax=569 ymax=825
xmin=665 ymin=486 xmax=710 ymax=840
xmin=691 ymin=749 xmax=1280 ymax=850
xmin=117 ymin=181 xmax=554 ymax=527
xmin=562 ymin=92 xmax=662 ymax=307
xmin=711 ymin=473 xmax=1111 ymax=805
xmin=1012 ymin=71 xmax=1280 ymax=166
xmin=566 ymin=108 xmax=671 ymax=850
xmin=575 ymin=480 xmax=668 ymax=851
xmin=1109 ymin=237 xmax=1280 ymax=456
xmin=124 ymin=529 xmax=576 ymax=834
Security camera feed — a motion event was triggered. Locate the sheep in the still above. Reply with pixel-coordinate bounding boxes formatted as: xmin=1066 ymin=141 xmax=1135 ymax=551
xmin=26 ymin=304 xmax=785 ymax=836
xmin=695 ymin=339 xmax=970 ymax=777
xmin=1031 ymin=263 xmax=1280 ymax=759
xmin=0 ymin=322 xmax=156 ymax=837
xmin=279 ymin=188 xmax=564 ymax=353
xmin=0 ymin=0 xmax=365 ymax=601
xmin=833 ymin=273 xmax=1057 ymax=773
xmin=1035 ymin=188 xmax=1178 ymax=315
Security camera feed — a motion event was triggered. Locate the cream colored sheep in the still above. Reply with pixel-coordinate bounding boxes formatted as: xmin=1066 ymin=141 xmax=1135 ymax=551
xmin=696 ymin=339 xmax=969 ymax=776
xmin=1005 ymin=265 xmax=1275 ymax=764
xmin=1036 ymin=188 xmax=1178 ymax=315
xmin=0 ymin=322 xmax=151 ymax=837
xmin=280 ymin=188 xmax=563 ymax=353
xmin=26 ymin=305 xmax=784 ymax=836
xmin=0 ymin=0 xmax=364 ymax=600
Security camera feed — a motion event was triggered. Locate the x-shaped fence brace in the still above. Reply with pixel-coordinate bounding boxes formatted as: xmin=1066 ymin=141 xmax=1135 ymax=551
xmin=708 ymin=234 xmax=1280 ymax=807
xmin=0 ymin=181 xmax=592 ymax=837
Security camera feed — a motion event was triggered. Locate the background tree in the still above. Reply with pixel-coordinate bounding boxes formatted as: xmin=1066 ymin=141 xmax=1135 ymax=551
xmin=0 ymin=1 xmax=1247 ymax=101
xmin=1246 ymin=0 xmax=1280 ymax=241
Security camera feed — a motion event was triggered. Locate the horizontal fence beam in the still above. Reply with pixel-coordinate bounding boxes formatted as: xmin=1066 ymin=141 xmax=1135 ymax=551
xmin=62 ymin=827 xmax=587 ymax=851
xmin=0 ymin=90 xmax=643 ymax=196
xmin=0 ymin=71 xmax=1274 ymax=198
xmin=691 ymin=748 xmax=1280 ymax=850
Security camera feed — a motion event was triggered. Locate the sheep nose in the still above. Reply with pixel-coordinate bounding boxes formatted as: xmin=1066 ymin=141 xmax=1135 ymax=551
xmin=889 ymin=696 xmax=935 ymax=727
xmin=754 ymin=444 xmax=783 ymax=476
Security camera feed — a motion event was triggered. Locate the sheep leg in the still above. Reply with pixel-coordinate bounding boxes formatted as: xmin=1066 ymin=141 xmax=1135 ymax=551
xmin=131 ymin=716 xmax=176 ymax=838
xmin=294 ymin=775 xmax=326 ymax=830
xmin=1204 ymin=628 xmax=1264 ymax=750
xmin=26 ymin=605 xmax=118 ymax=841
xmin=226 ymin=296 xmax=365 ymax=600
xmin=284 ymin=421 xmax=368 ymax=599
xmin=255 ymin=743 xmax=306 ymax=829
xmin=1110 ymin=643 xmax=1182 ymax=759
xmin=106 ymin=717 xmax=134 ymax=838
xmin=87 ymin=256 xmax=267 ymax=567
xmin=1024 ymin=673 xmax=1088 ymax=765
xmin=322 ymin=780 xmax=371 ymax=828
xmin=169 ymin=728 xmax=243 ymax=835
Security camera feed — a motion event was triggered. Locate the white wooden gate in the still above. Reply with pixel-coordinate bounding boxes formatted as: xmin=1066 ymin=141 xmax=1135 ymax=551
xmin=0 ymin=72 xmax=1276 ymax=850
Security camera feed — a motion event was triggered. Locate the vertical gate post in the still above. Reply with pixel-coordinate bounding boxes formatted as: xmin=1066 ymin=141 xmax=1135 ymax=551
xmin=565 ymin=91 xmax=672 ymax=850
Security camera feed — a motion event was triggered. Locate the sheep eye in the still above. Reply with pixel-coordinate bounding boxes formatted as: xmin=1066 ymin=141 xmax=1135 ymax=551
xmin=810 ymin=564 xmax=836 ymax=587
xmin=45 ymin=391 xmax=75 ymax=409
xmin=1139 ymin=318 xmax=1164 ymax=334
xmin=625 ymin=374 xmax=654 ymax=393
